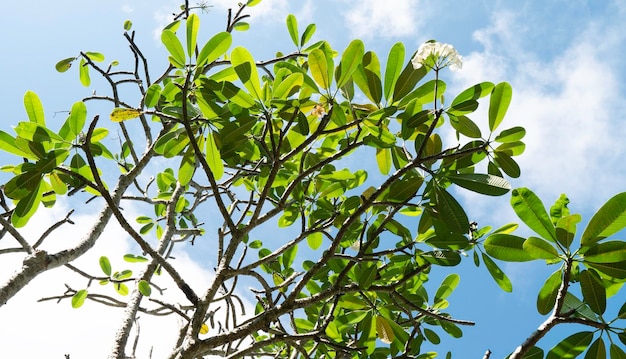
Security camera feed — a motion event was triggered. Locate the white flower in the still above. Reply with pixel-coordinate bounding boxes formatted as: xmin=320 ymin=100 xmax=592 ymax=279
xmin=349 ymin=240 xmax=361 ymax=251
xmin=411 ymin=41 xmax=463 ymax=72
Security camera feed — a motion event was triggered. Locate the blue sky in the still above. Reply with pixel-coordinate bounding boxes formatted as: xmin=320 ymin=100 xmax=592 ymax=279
xmin=1 ymin=0 xmax=625 ymax=357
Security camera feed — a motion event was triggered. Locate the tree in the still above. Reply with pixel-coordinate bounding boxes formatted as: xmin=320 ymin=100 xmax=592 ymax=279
xmin=0 ymin=1 xmax=625 ymax=358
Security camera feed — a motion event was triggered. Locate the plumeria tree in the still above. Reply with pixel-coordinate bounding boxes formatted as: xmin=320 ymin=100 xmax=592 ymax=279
xmin=0 ymin=1 xmax=625 ymax=358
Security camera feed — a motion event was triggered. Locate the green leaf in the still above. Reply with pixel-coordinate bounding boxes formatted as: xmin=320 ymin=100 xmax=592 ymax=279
xmin=5 ymin=171 xmax=44 ymax=200
xmin=448 ymin=173 xmax=511 ymax=196
xmin=0 ymin=130 xmax=34 ymax=158
xmin=523 ymin=236 xmax=560 ymax=260
xmin=561 ymin=293 xmax=598 ymax=320
xmin=178 ymin=146 xmax=195 ymax=185
xmin=423 ymin=328 xmax=440 ymax=344
xmin=68 ymin=101 xmax=87 ymax=139
xmin=79 ymin=58 xmax=90 ymax=86
xmin=145 ymin=84 xmax=162 ymax=108
xmin=610 ymin=343 xmax=626 ymax=359
xmin=482 ymin=253 xmax=513 ymax=292
xmin=584 ymin=337 xmax=605 ymax=359
xmin=402 ymin=79 xmax=446 ymax=108
xmin=24 ymin=91 xmax=45 ymax=125
xmin=495 ymin=126 xmax=526 ymax=143
xmin=435 ymin=274 xmax=460 ymax=303
xmin=422 ymin=250 xmax=462 ymax=266
xmin=424 ymin=233 xmax=469 ymax=250
xmin=353 ymin=51 xmax=382 ymax=104
xmin=99 ymin=256 xmax=112 ymax=276
xmin=14 ymin=122 xmax=63 ymax=144
xmin=273 ymin=73 xmax=303 ymax=99
xmin=282 ymin=244 xmax=298 ymax=270
xmin=384 ymin=42 xmax=405 ymax=102
xmin=450 ymin=82 xmax=494 ymax=106
xmin=434 ymin=187 xmax=469 ymax=234
xmin=537 ymin=270 xmax=561 ymax=315
xmin=123 ymin=20 xmax=132 ymax=31
xmin=520 ymin=347 xmax=545 ymax=359
xmin=161 ymin=29 xmax=186 ymax=68
xmin=55 ymin=57 xmax=75 ymax=73
xmin=300 ymin=23 xmax=316 ymax=47
xmin=49 ymin=172 xmax=68 ymax=195
xmin=205 ymin=132 xmax=224 ymax=180
xmin=71 ymin=289 xmax=88 ymax=308
xmin=84 ymin=52 xmax=104 ymax=62
xmin=90 ymin=128 xmax=109 ymax=143
xmin=123 ymin=254 xmax=148 ymax=263
xmin=113 ymin=270 xmax=133 ymax=280
xmin=494 ymin=152 xmax=521 ymax=178
xmin=511 ymin=188 xmax=557 ymax=242
xmin=114 ymin=282 xmax=129 ymax=296
xmin=357 ymin=262 xmax=378 ymax=290
xmin=35 ymin=150 xmax=68 ymax=174
xmin=495 ymin=141 xmax=526 ymax=156
xmin=546 ymin=331 xmax=593 ymax=359
xmin=579 ymin=269 xmax=606 ymax=315
xmin=581 ymin=192 xmax=626 ymax=246
xmin=307 ymin=232 xmax=323 ymax=250
xmin=449 ymin=115 xmax=482 ymax=138
xmin=392 ymin=61 xmax=428 ymax=103
xmin=197 ymin=32 xmax=232 ymax=67
xmin=231 ymin=46 xmax=263 ymax=100
xmin=484 ymin=234 xmax=535 ymax=262
xmin=375 ymin=148 xmax=391 ymax=175
xmin=278 ymin=207 xmax=299 ymax=227
xmin=164 ymin=20 xmax=181 ymax=32
xmin=308 ymin=48 xmax=330 ymax=91
xmin=440 ymin=321 xmax=463 ymax=339
xmin=493 ymin=223 xmax=519 ymax=235
xmin=556 ymin=214 xmax=581 ymax=249
xmin=550 ymin=194 xmax=571 ymax=224
xmin=139 ymin=222 xmax=153 ymax=234
xmin=488 ymin=82 xmax=513 ymax=131
xmin=586 ymin=261 xmax=626 ymax=280
xmin=583 ymin=241 xmax=626 ymax=263
xmin=337 ymin=40 xmax=364 ymax=88
xmin=619 ymin=302 xmax=626 ymax=320
xmin=286 ymin=14 xmax=298 ymax=47
xmin=12 ymin=179 xmax=43 ymax=228
xmin=386 ymin=173 xmax=423 ymax=202
xmin=448 ymin=100 xmax=479 ymax=116
xmin=138 ymin=280 xmax=152 ymax=296
xmin=186 ymin=13 xmax=199 ymax=58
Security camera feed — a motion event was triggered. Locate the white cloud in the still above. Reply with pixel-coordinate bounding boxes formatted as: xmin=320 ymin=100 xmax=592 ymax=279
xmin=153 ymin=2 xmax=180 ymax=43
xmin=0 ymin=203 xmax=134 ymax=357
xmin=0 ymin=199 xmax=251 ymax=357
xmin=121 ymin=4 xmax=134 ymax=13
xmin=339 ymin=0 xmax=424 ymax=39
xmin=448 ymin=8 xmax=626 ymax=219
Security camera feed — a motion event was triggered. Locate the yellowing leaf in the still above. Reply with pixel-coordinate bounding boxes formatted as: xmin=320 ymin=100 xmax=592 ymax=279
xmin=200 ymin=323 xmax=209 ymax=334
xmin=110 ymin=108 xmax=142 ymax=122
xmin=375 ymin=315 xmax=394 ymax=344
xmin=375 ymin=148 xmax=391 ymax=175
